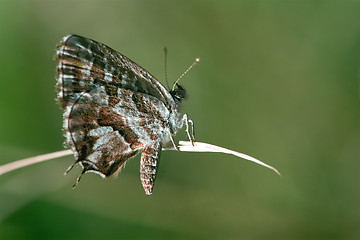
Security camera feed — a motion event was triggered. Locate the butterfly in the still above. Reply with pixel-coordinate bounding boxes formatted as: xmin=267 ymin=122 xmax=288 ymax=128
xmin=55 ymin=34 xmax=195 ymax=195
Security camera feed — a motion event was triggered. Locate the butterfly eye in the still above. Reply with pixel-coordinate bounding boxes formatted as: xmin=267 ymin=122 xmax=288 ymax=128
xmin=170 ymin=84 xmax=188 ymax=102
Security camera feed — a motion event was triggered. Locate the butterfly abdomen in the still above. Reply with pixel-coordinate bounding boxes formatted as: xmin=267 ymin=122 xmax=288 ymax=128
xmin=140 ymin=142 xmax=162 ymax=195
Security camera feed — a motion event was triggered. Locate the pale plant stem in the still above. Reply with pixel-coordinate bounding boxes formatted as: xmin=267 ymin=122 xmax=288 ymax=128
xmin=0 ymin=150 xmax=72 ymax=176
xmin=0 ymin=142 xmax=280 ymax=176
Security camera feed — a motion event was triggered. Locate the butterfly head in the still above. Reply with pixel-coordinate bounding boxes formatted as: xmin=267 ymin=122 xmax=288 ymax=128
xmin=170 ymin=84 xmax=188 ymax=102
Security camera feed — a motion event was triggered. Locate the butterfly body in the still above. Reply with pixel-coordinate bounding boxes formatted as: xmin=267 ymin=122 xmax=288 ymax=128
xmin=55 ymin=35 xmax=189 ymax=195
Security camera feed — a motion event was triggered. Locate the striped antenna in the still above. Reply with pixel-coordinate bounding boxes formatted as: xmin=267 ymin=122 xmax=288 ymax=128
xmin=163 ymin=47 xmax=170 ymax=90
xmin=172 ymin=57 xmax=200 ymax=91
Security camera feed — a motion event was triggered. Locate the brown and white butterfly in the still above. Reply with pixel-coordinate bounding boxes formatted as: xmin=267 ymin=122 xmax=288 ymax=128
xmin=55 ymin=34 xmax=194 ymax=195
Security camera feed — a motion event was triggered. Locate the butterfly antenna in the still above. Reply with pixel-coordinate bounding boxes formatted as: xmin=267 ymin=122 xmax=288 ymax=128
xmin=172 ymin=57 xmax=200 ymax=91
xmin=164 ymin=47 xmax=170 ymax=90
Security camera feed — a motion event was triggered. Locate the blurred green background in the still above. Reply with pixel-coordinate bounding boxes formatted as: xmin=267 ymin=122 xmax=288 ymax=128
xmin=0 ymin=0 xmax=359 ymax=239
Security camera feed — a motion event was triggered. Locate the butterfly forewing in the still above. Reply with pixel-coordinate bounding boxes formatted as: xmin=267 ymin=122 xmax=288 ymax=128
xmin=56 ymin=35 xmax=175 ymax=109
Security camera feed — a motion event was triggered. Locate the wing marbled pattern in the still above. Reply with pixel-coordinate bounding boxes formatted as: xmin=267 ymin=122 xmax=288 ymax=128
xmin=55 ymin=34 xmax=185 ymax=194
xmin=56 ymin=34 xmax=176 ymax=110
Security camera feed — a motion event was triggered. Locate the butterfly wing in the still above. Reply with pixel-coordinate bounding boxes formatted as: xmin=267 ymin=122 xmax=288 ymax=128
xmin=62 ymin=89 xmax=167 ymax=187
xmin=56 ymin=34 xmax=176 ymax=110
xmin=55 ymin=35 xmax=175 ymax=191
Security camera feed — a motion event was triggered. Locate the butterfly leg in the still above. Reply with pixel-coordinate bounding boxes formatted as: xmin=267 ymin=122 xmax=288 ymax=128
xmin=64 ymin=161 xmax=83 ymax=188
xmin=72 ymin=173 xmax=83 ymax=189
xmin=183 ymin=114 xmax=195 ymax=146
xmin=64 ymin=162 xmax=75 ymax=175
xmin=65 ymin=163 xmax=84 ymax=189
xmin=188 ymin=119 xmax=195 ymax=143
xmin=169 ymin=134 xmax=179 ymax=151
